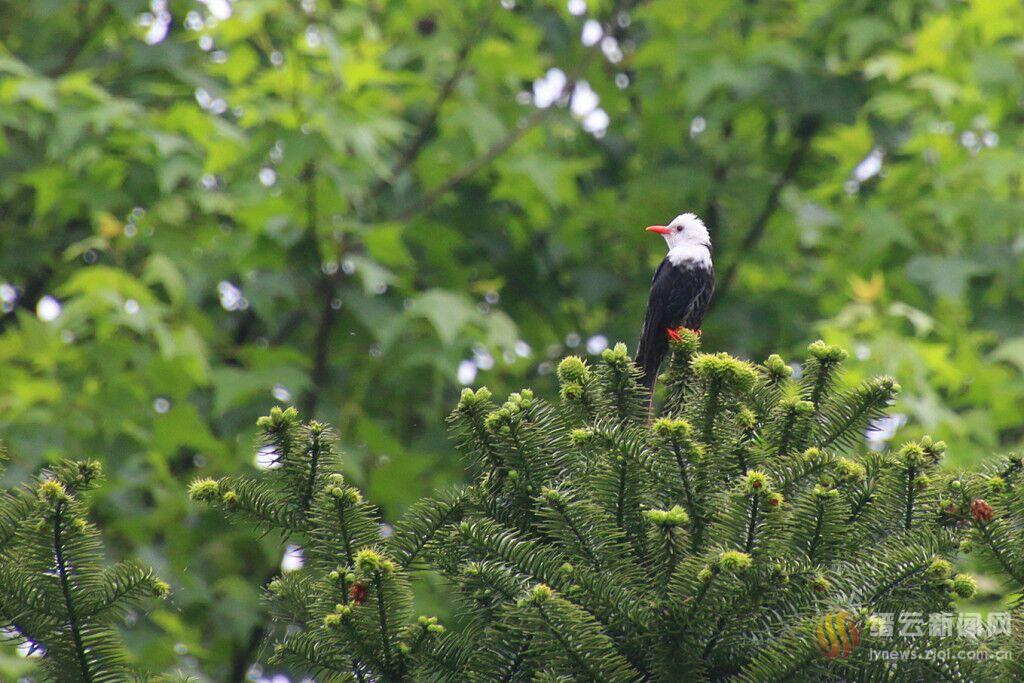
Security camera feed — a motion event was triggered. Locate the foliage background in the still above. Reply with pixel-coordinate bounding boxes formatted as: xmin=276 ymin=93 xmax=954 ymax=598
xmin=0 ymin=0 xmax=1021 ymax=679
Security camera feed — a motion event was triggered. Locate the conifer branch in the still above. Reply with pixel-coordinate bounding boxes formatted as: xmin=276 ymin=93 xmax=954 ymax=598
xmin=186 ymin=339 xmax=1019 ymax=680
xmin=53 ymin=500 xmax=91 ymax=683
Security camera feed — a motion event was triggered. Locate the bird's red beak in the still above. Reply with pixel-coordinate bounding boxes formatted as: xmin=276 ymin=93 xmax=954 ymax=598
xmin=645 ymin=225 xmax=670 ymax=235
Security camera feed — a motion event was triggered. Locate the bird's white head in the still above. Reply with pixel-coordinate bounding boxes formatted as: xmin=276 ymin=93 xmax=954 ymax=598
xmin=646 ymin=213 xmax=712 ymax=252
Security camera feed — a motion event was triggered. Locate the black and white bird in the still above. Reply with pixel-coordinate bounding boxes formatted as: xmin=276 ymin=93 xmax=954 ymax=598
xmin=635 ymin=212 xmax=715 ymax=391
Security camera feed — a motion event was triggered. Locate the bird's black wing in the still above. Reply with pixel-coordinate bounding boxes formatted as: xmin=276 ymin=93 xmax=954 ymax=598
xmin=682 ymin=264 xmax=715 ymax=331
xmin=636 ymin=259 xmax=714 ymax=390
xmin=636 ymin=258 xmax=670 ymax=374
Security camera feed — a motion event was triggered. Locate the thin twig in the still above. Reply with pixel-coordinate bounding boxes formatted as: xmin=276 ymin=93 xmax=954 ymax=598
xmin=385 ymin=0 xmax=639 ymax=223
xmin=390 ymin=63 xmax=591 ymax=223
xmin=299 ymin=5 xmax=503 ymax=418
xmin=365 ymin=5 xmax=499 ymax=202
xmin=712 ymin=119 xmax=820 ymax=305
xmin=47 ymin=4 xmax=113 ymax=77
xmin=297 ymin=161 xmax=344 ymax=418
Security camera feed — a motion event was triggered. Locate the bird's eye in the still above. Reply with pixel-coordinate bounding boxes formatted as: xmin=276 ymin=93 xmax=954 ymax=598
xmin=675 ymin=225 xmax=683 ymax=232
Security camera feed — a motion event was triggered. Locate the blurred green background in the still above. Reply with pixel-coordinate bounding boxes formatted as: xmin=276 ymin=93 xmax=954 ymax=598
xmin=0 ymin=0 xmax=1021 ymax=679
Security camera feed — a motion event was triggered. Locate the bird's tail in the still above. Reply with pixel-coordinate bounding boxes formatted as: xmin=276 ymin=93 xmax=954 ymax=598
xmin=641 ymin=357 xmax=661 ymax=392
xmin=637 ymin=346 xmax=665 ymax=423
xmin=635 ymin=334 xmax=667 ymax=393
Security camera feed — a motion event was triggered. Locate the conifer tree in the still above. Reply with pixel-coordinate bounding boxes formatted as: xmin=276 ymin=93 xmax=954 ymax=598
xmin=0 ymin=451 xmax=170 ymax=682
xmin=191 ymin=334 xmax=1021 ymax=681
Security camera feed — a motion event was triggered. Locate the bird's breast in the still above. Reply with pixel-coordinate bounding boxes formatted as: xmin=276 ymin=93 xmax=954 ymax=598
xmin=667 ymin=245 xmax=712 ymax=270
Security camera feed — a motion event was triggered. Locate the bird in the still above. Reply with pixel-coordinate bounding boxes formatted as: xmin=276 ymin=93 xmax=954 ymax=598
xmin=635 ymin=212 xmax=715 ymax=392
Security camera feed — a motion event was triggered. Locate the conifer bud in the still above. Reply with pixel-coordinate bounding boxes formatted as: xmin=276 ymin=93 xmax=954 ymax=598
xmin=355 ymin=548 xmax=393 ymax=574
xmin=457 ymin=386 xmax=492 ymax=410
xmin=691 ymin=353 xmax=758 ymax=392
xmin=188 ymin=478 xmax=220 ymax=502
xmin=257 ymin=406 xmax=299 ymax=430
xmin=222 ymin=490 xmax=239 ymax=508
xmin=557 ymin=356 xmax=590 ymax=384
xmin=898 ymin=442 xmax=925 ymax=467
xmin=569 ymin=428 xmax=597 ymax=447
xmin=864 ymin=615 xmax=885 ymax=634
xmin=151 ymin=579 xmax=171 ymax=599
xmin=925 ymin=559 xmax=953 ymax=580
xmin=644 ymin=505 xmax=689 ymax=528
xmin=652 ymin=418 xmax=692 ymax=440
xmin=807 ymin=340 xmax=847 ymax=363
xmin=500 ymin=390 xmax=533 ymax=414
xmin=38 ymin=479 xmax=68 ymax=505
xmin=874 ymin=376 xmax=900 ymax=396
xmin=811 ymin=575 xmax=831 ymax=593
xmin=328 ymin=485 xmax=361 ymax=504
xmin=541 ymin=487 xmax=563 ymax=504
xmin=530 ymin=584 xmax=553 ymax=603
xmin=918 ymin=436 xmax=945 ymax=463
xmin=484 ymin=409 xmax=512 ymax=433
xmin=717 ymin=550 xmax=753 ymax=572
xmin=744 ymin=470 xmax=770 ymax=495
xmin=667 ymin=327 xmax=701 ymax=353
xmin=987 ymin=476 xmax=1006 ymax=492
xmin=418 ymin=615 xmax=444 ymax=635
xmin=812 ymin=485 xmax=835 ymax=499
xmin=762 ymin=354 xmax=792 ymax=381
xmin=834 ymin=457 xmax=866 ymax=482
xmin=560 ymin=383 xmax=583 ymax=401
xmin=951 ymin=573 xmax=977 ymax=599
xmin=767 ymin=492 xmax=785 ymax=508
xmin=600 ymin=342 xmax=631 ymax=367
xmin=75 ymin=460 xmax=102 ymax=484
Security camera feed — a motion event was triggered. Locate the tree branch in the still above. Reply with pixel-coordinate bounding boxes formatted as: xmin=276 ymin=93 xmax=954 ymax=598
xmin=712 ymin=119 xmax=820 ymax=305
xmin=299 ymin=5 xmax=504 ymax=419
xmin=365 ymin=6 xmax=498 ymax=202
xmin=53 ymin=501 xmax=92 ymax=683
xmin=47 ymin=4 xmax=113 ymax=78
xmin=390 ymin=66 xmax=588 ymax=223
xmin=386 ymin=0 xmax=637 ymax=224
xmin=297 ymin=162 xmax=344 ymax=419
